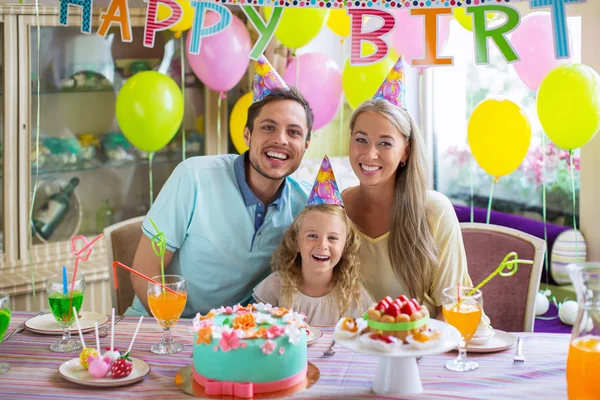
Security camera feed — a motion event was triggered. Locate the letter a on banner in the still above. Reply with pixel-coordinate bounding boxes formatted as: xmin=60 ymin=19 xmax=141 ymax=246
xmin=188 ymin=1 xmax=232 ymax=55
xmin=349 ymin=9 xmax=395 ymax=66
xmin=59 ymin=0 xmax=94 ymax=34
xmin=98 ymin=0 xmax=133 ymax=42
xmin=144 ymin=0 xmax=183 ymax=48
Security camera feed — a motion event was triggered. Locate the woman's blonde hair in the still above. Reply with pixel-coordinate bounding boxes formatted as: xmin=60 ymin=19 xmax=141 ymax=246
xmin=271 ymin=204 xmax=362 ymax=315
xmin=349 ymin=98 xmax=439 ymax=301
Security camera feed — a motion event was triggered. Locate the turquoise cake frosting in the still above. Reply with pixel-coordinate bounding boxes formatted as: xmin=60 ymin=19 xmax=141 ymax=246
xmin=192 ymin=303 xmax=307 ymax=386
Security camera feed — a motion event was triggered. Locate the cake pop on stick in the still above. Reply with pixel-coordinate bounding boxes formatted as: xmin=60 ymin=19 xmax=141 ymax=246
xmin=74 ymin=307 xmax=97 ymax=370
xmin=87 ymin=322 xmax=111 ymax=378
xmin=104 ymin=308 xmax=121 ymax=365
xmin=112 ymin=316 xmax=143 ymax=379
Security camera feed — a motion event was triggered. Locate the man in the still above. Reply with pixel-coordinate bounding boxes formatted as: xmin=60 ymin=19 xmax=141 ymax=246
xmin=126 ymin=58 xmax=313 ymax=319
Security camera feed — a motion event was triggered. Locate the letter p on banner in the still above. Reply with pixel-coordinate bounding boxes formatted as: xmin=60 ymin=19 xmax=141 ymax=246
xmin=349 ymin=9 xmax=395 ymax=66
xmin=188 ymin=1 xmax=232 ymax=55
xmin=144 ymin=0 xmax=183 ymax=48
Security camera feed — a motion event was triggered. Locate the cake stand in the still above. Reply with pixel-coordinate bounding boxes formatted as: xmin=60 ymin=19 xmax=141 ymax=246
xmin=335 ymin=319 xmax=461 ymax=396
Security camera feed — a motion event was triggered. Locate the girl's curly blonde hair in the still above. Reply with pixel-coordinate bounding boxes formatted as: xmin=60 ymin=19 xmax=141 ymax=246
xmin=271 ymin=204 xmax=362 ymax=315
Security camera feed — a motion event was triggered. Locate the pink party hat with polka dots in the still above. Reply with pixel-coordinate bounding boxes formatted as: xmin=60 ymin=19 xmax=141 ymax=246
xmin=253 ymin=55 xmax=288 ymax=103
xmin=307 ymin=155 xmax=344 ymax=207
xmin=372 ymin=54 xmax=407 ymax=109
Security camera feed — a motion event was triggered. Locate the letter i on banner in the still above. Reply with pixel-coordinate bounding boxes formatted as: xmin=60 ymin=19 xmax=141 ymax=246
xmin=530 ymin=0 xmax=585 ymax=58
xmin=349 ymin=9 xmax=395 ymax=66
xmin=241 ymin=6 xmax=282 ymax=61
xmin=144 ymin=0 xmax=183 ymax=48
xmin=411 ymin=8 xmax=453 ymax=68
xmin=188 ymin=1 xmax=232 ymax=55
xmin=59 ymin=0 xmax=94 ymax=34
xmin=98 ymin=0 xmax=132 ymax=42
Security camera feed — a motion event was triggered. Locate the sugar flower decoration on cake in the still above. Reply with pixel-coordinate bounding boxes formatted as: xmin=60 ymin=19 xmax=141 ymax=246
xmin=219 ymin=330 xmax=241 ymax=352
xmin=199 ymin=311 xmax=216 ymax=321
xmin=211 ymin=324 xmax=233 ymax=339
xmin=254 ymin=312 xmax=276 ymax=325
xmin=260 ymin=339 xmax=277 ymax=355
xmin=255 ymin=302 xmax=273 ymax=312
xmin=223 ymin=306 xmax=235 ymax=315
xmin=271 ymin=307 xmax=289 ymax=318
xmin=245 ymin=326 xmax=268 ymax=339
xmin=193 ymin=313 xmax=214 ymax=331
xmin=265 ymin=325 xmax=286 ymax=339
xmin=282 ymin=311 xmax=307 ymax=327
xmin=278 ymin=347 xmax=285 ymax=355
xmin=196 ymin=326 xmax=213 ymax=345
xmin=285 ymin=323 xmax=302 ymax=345
xmin=233 ymin=313 xmax=256 ymax=330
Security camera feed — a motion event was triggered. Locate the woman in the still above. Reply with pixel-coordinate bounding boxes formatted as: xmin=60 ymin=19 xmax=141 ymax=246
xmin=342 ymin=59 xmax=480 ymax=319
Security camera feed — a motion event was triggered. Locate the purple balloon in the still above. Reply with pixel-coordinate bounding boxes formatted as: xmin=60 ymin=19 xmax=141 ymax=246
xmin=186 ymin=11 xmax=251 ymax=93
xmin=283 ymin=52 xmax=343 ymax=131
xmin=511 ymin=12 xmax=572 ymax=91
xmin=389 ymin=10 xmax=451 ymax=71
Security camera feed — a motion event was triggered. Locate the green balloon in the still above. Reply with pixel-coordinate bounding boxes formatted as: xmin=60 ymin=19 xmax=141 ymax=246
xmin=116 ymin=71 xmax=183 ymax=153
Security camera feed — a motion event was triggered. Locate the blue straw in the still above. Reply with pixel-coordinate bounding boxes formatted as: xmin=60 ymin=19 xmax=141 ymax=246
xmin=62 ymin=266 xmax=67 ymax=295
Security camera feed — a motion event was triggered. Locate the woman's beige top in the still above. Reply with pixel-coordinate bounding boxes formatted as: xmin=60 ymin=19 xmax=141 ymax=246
xmin=253 ymin=273 xmax=375 ymax=326
xmin=357 ymin=190 xmax=475 ymax=318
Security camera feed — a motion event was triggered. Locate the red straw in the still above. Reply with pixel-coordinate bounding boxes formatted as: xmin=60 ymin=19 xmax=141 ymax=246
xmin=112 ymin=261 xmax=181 ymax=296
xmin=457 ymin=282 xmax=461 ymax=303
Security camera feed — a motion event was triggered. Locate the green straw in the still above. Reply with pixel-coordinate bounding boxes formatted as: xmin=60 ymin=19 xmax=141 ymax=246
xmin=468 ymin=252 xmax=533 ymax=296
xmin=149 ymin=217 xmax=167 ymax=288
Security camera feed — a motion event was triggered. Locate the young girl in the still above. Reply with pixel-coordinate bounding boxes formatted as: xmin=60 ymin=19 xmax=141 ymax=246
xmin=253 ymin=157 xmax=374 ymax=325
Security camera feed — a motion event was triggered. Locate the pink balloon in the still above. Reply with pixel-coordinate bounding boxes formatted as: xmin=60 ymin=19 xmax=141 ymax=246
xmin=186 ymin=12 xmax=251 ymax=93
xmin=389 ymin=10 xmax=451 ymax=71
xmin=283 ymin=52 xmax=342 ymax=131
xmin=511 ymin=12 xmax=572 ymax=91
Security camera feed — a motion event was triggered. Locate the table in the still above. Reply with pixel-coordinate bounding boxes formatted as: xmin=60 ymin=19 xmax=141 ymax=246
xmin=0 ymin=313 xmax=571 ymax=399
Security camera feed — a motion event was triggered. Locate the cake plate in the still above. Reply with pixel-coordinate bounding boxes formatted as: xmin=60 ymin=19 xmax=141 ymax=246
xmin=335 ymin=319 xmax=461 ymax=396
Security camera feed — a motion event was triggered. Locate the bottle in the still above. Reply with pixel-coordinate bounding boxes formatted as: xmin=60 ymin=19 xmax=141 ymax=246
xmin=32 ymin=177 xmax=80 ymax=241
xmin=96 ymin=199 xmax=115 ymax=232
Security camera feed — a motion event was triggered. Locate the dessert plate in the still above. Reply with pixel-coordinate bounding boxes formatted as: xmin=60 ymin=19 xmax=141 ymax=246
xmin=58 ymin=357 xmax=150 ymax=387
xmin=26 ymin=312 xmax=109 ymax=335
xmin=306 ymin=326 xmax=323 ymax=345
xmin=467 ymin=329 xmax=516 ymax=353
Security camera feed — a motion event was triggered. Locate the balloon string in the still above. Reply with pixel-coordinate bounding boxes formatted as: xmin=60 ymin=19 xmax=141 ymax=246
xmin=180 ymin=35 xmax=186 ymax=161
xmin=541 ymin=133 xmax=549 ymax=290
xmin=148 ymin=152 xmax=154 ymax=207
xmin=295 ymin=53 xmax=300 ymax=89
xmin=217 ymin=94 xmax=223 ymax=154
xmin=339 ymin=43 xmax=346 ymax=156
xmin=467 ymin=88 xmax=474 ymax=223
xmin=569 ymin=150 xmax=578 ymax=254
xmin=486 ymin=177 xmax=497 ymax=224
xmin=27 ymin=0 xmax=42 ymax=311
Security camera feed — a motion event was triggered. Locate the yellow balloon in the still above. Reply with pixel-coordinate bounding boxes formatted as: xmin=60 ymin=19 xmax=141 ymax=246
xmin=342 ymin=43 xmax=397 ymax=110
xmin=157 ymin=0 xmax=194 ymax=37
xmin=453 ymin=7 xmax=495 ymax=32
xmin=264 ymin=7 xmax=329 ymax=49
xmin=468 ymin=98 xmax=531 ymax=178
xmin=537 ymin=64 xmax=600 ymax=150
xmin=230 ymin=92 xmax=253 ymax=154
xmin=327 ymin=9 xmax=350 ymax=38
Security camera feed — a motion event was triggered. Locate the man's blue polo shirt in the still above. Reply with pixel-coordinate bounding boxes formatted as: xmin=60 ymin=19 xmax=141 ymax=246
xmin=127 ymin=152 xmax=310 ymax=318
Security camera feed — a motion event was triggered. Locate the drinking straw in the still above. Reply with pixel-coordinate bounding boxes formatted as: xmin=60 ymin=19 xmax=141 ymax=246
xmin=73 ymin=306 xmax=85 ymax=348
xmin=94 ymin=322 xmax=101 ymax=355
xmin=111 ymin=308 xmax=115 ymax=353
xmin=62 ymin=266 xmax=67 ymax=295
xmin=148 ymin=218 xmax=167 ymax=288
xmin=468 ymin=252 xmax=533 ymax=296
xmin=70 ymin=233 xmax=103 ymax=294
xmin=112 ymin=262 xmax=181 ymax=296
xmin=126 ymin=316 xmax=144 ymax=355
xmin=457 ymin=282 xmax=461 ymax=303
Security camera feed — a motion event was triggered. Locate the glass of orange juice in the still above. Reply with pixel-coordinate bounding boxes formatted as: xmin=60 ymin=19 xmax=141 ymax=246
xmin=147 ymin=275 xmax=187 ymax=355
xmin=442 ymin=286 xmax=483 ymax=372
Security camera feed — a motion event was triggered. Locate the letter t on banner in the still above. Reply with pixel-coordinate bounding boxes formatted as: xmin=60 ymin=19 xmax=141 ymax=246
xmin=144 ymin=0 xmax=183 ymax=48
xmin=188 ymin=1 xmax=232 ymax=55
xmin=349 ymin=9 xmax=395 ymax=66
xmin=411 ymin=8 xmax=453 ymax=68
xmin=471 ymin=5 xmax=520 ymax=65
xmin=530 ymin=0 xmax=585 ymax=58
xmin=59 ymin=0 xmax=94 ymax=34
xmin=98 ymin=0 xmax=133 ymax=42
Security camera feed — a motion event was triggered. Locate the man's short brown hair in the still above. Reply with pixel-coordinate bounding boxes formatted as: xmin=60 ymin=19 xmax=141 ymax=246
xmin=245 ymin=86 xmax=314 ymax=141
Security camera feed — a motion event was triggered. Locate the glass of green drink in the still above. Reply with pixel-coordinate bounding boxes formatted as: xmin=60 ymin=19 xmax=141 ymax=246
xmin=0 ymin=292 xmax=11 ymax=374
xmin=46 ymin=274 xmax=86 ymax=352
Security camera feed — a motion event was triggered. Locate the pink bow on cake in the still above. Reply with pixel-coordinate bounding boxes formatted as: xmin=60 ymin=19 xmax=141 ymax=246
xmin=204 ymin=379 xmax=254 ymax=398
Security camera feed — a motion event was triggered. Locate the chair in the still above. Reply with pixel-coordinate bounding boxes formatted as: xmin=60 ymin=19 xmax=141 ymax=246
xmin=460 ymin=222 xmax=546 ymax=332
xmin=104 ymin=216 xmax=145 ymax=315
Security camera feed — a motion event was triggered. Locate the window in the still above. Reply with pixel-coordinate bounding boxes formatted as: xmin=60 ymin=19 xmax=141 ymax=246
xmin=432 ymin=16 xmax=582 ymax=227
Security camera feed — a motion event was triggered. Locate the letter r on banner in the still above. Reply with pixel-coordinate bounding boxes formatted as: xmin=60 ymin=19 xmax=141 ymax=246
xmin=59 ymin=0 xmax=94 ymax=34
xmin=188 ymin=1 xmax=232 ymax=55
xmin=349 ymin=9 xmax=395 ymax=66
xmin=144 ymin=0 xmax=183 ymax=48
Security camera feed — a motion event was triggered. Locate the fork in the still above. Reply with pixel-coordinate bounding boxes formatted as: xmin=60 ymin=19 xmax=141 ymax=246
xmin=99 ymin=315 xmax=125 ymax=338
xmin=2 ymin=311 xmax=44 ymax=342
xmin=513 ymin=337 xmax=525 ymax=363
xmin=323 ymin=340 xmax=336 ymax=357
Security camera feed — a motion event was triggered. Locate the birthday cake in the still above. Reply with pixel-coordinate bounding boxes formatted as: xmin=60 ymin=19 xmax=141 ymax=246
xmin=192 ymin=303 xmax=308 ymax=398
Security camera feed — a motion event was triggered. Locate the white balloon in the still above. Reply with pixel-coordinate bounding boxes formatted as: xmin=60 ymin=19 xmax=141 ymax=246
xmin=535 ymin=292 xmax=550 ymax=316
xmin=559 ymin=300 xmax=579 ymax=326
